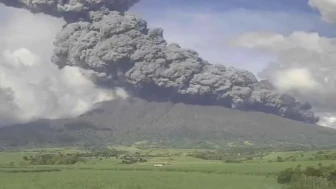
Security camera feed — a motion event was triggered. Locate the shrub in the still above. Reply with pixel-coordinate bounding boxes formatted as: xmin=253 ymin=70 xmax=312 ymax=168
xmin=327 ymin=170 xmax=336 ymax=184
xmin=277 ymin=156 xmax=284 ymax=162
xmin=120 ymin=155 xmax=147 ymax=164
xmin=304 ymin=166 xmax=324 ymax=177
xmin=278 ymin=164 xmax=336 ymax=188
xmin=23 ymin=153 xmax=83 ymax=165
xmin=225 ymin=159 xmax=242 ymax=163
xmin=246 ymin=157 xmax=253 ymax=161
xmin=283 ymin=175 xmax=335 ymax=189
xmin=277 ymin=168 xmax=300 ymax=184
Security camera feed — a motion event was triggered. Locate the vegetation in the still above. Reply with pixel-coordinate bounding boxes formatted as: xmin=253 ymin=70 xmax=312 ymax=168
xmin=0 ymin=170 xmax=275 ymax=189
xmin=277 ymin=164 xmax=336 ymax=189
xmin=20 ymin=148 xmax=151 ymax=165
xmin=22 ymin=153 xmax=83 ymax=165
xmin=187 ymin=149 xmax=262 ymax=162
xmin=283 ymin=176 xmax=335 ymax=189
xmin=188 ymin=148 xmax=336 ymax=163
xmin=79 ymin=148 xmax=126 ymax=158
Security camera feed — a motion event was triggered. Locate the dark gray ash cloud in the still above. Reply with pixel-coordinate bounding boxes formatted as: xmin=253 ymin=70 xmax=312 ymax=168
xmin=0 ymin=0 xmax=139 ymax=21
xmin=0 ymin=0 xmax=320 ymax=124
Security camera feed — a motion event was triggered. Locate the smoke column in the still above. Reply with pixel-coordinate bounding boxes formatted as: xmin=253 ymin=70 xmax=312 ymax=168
xmin=0 ymin=0 xmax=322 ymax=125
xmin=231 ymin=0 xmax=336 ymax=127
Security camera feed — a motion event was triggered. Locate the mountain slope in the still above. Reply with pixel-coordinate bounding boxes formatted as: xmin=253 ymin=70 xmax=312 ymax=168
xmin=0 ymin=97 xmax=335 ymax=149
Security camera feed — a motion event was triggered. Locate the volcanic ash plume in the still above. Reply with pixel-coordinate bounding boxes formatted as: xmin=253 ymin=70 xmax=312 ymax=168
xmin=0 ymin=0 xmax=140 ymax=22
xmin=51 ymin=11 xmax=318 ymax=123
xmin=0 ymin=0 xmax=319 ymax=124
xmin=231 ymin=31 xmax=336 ymax=127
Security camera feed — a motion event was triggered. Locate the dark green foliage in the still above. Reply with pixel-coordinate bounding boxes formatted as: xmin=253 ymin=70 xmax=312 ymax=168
xmin=304 ymin=166 xmax=324 ymax=177
xmin=225 ymin=159 xmax=242 ymax=163
xmin=277 ymin=166 xmax=302 ymax=184
xmin=80 ymin=148 xmax=126 ymax=158
xmin=187 ymin=149 xmax=266 ymax=162
xmin=277 ymin=156 xmax=284 ymax=162
xmin=23 ymin=153 xmax=83 ymax=165
xmin=120 ymin=152 xmax=148 ymax=164
xmin=283 ymin=176 xmax=336 ymax=189
xmin=79 ymin=148 xmax=147 ymax=164
xmin=246 ymin=157 xmax=253 ymax=160
xmin=22 ymin=147 xmax=150 ymax=165
xmin=277 ymin=164 xmax=336 ymax=187
xmin=188 ymin=151 xmax=224 ymax=160
xmin=327 ymin=170 xmax=336 ymax=184
xmin=121 ymin=156 xmax=147 ymax=164
xmin=278 ymin=168 xmax=296 ymax=184
xmin=312 ymin=152 xmax=336 ymax=161
xmin=0 ymin=168 xmax=61 ymax=173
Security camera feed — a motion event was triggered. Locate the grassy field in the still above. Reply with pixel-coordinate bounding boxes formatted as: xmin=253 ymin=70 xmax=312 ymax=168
xmin=0 ymin=147 xmax=335 ymax=189
xmin=0 ymin=170 xmax=277 ymax=189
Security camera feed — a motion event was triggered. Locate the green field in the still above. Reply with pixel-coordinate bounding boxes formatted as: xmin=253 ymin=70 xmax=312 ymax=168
xmin=0 ymin=147 xmax=335 ymax=189
xmin=0 ymin=170 xmax=277 ymax=189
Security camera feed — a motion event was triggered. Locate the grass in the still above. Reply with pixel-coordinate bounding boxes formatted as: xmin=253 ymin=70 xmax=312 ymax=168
xmin=0 ymin=170 xmax=277 ymax=189
xmin=261 ymin=150 xmax=336 ymax=162
xmin=0 ymin=147 xmax=335 ymax=189
xmin=70 ymin=160 xmax=336 ymax=176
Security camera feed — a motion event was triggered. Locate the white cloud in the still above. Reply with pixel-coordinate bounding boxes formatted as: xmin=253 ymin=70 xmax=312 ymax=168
xmin=131 ymin=6 xmax=336 ymax=75
xmin=272 ymin=68 xmax=319 ymax=92
xmin=130 ymin=4 xmax=336 ymax=127
xmin=309 ymin=0 xmax=336 ymax=23
xmin=2 ymin=1 xmax=336 ymax=127
xmin=232 ymin=29 xmax=336 ymax=127
xmin=0 ymin=7 xmax=126 ymax=125
xmin=231 ymin=31 xmax=336 ymax=93
xmin=319 ymin=113 xmax=336 ymax=128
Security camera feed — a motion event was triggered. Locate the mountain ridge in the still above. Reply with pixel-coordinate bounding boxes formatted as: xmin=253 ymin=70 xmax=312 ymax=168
xmin=0 ymin=97 xmax=335 ymax=149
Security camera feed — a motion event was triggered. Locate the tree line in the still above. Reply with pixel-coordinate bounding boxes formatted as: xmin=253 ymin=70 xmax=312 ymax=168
xmin=277 ymin=164 xmax=336 ymax=189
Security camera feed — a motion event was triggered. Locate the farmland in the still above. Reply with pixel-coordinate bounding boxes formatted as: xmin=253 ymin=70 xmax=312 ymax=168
xmin=0 ymin=147 xmax=335 ymax=189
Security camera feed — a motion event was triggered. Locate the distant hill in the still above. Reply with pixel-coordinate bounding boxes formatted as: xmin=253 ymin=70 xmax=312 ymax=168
xmin=1 ymin=97 xmax=336 ymax=149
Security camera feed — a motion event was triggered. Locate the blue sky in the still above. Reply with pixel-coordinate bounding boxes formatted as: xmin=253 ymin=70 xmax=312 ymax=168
xmin=0 ymin=0 xmax=335 ymax=75
xmin=133 ymin=0 xmax=312 ymax=13
xmin=130 ymin=0 xmax=336 ymax=74
xmin=0 ymin=0 xmax=336 ymax=126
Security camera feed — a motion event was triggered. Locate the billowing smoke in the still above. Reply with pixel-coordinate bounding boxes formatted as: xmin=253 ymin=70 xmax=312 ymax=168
xmin=50 ymin=10 xmax=318 ymax=124
xmin=0 ymin=0 xmax=321 ymax=124
xmin=231 ymin=1 xmax=336 ymax=127
xmin=0 ymin=6 xmax=126 ymax=125
xmin=0 ymin=0 xmax=140 ymax=22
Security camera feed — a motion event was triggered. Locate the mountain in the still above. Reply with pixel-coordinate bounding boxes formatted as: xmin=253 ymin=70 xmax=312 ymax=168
xmin=0 ymin=0 xmax=334 ymax=151
xmin=1 ymin=97 xmax=335 ymax=149
xmin=0 ymin=0 xmax=320 ymax=124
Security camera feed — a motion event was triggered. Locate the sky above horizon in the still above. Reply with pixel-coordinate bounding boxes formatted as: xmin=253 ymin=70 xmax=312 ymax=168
xmin=1 ymin=0 xmax=336 ymax=127
xmin=131 ymin=0 xmax=336 ymax=126
xmin=0 ymin=0 xmax=334 ymax=75
xmin=130 ymin=0 xmax=336 ymax=74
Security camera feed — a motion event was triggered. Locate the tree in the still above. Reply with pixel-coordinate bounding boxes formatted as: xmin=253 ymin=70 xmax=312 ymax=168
xmin=277 ymin=168 xmax=296 ymax=184
xmin=304 ymin=166 xmax=324 ymax=177
xmin=277 ymin=156 xmax=284 ymax=162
